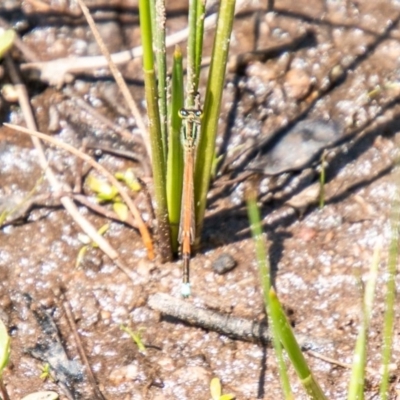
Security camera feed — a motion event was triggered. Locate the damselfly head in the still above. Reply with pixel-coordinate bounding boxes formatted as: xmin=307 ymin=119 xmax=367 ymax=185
xmin=179 ymin=108 xmax=203 ymax=121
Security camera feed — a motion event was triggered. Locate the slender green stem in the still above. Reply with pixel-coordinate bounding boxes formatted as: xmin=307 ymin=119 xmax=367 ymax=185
xmin=167 ymin=46 xmax=185 ymax=251
xmin=0 ymin=30 xmax=15 ymax=59
xmin=319 ymin=150 xmax=326 ymax=209
xmin=139 ymin=0 xmax=172 ymax=261
xmin=269 ymin=288 xmax=328 ymax=400
xmin=150 ymin=0 xmax=168 ymax=162
xmin=186 ymin=0 xmax=199 ymax=105
xmin=194 ymin=0 xmax=205 ymax=85
xmin=379 ymin=181 xmax=400 ymax=399
xmin=348 ymin=240 xmax=381 ymax=400
xmin=246 ymin=187 xmax=292 ymax=399
xmin=246 ymin=187 xmax=269 ymax=291
xmin=194 ymin=0 xmax=236 ymax=244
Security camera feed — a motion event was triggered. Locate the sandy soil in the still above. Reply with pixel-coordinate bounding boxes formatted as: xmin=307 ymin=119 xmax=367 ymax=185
xmin=1 ymin=0 xmax=400 ymax=399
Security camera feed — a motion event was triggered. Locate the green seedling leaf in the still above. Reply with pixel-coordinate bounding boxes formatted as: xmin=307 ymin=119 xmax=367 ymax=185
xmin=211 ymin=154 xmax=223 ymax=179
xmin=384 ymin=81 xmax=400 ymax=90
xmin=348 ymin=239 xmax=381 ymax=400
xmin=0 ymin=30 xmax=16 ymax=59
xmin=120 ymin=325 xmax=146 ymax=354
xmin=87 ymin=176 xmax=118 ymax=201
xmin=367 ymin=85 xmax=381 ymax=99
xmin=1 ymin=83 xmax=18 ymax=103
xmin=76 ymin=224 xmax=109 ymax=266
xmin=220 ymin=395 xmax=235 ymax=400
xmin=210 ymin=377 xmax=222 ymax=400
xmin=269 ymin=287 xmax=327 ymax=399
xmin=0 ymin=210 xmax=8 ymax=226
xmin=115 ymin=169 xmax=141 ymax=192
xmin=210 ymin=377 xmax=235 ymax=400
xmin=91 ymin=223 xmax=109 ymax=248
xmin=0 ymin=319 xmax=10 ymax=374
xmin=39 ymin=363 xmax=53 ymax=381
xmin=319 ymin=150 xmax=327 ymax=209
xmin=21 ymin=391 xmax=59 ymax=400
xmin=2 ymin=83 xmax=19 ymax=103
xmin=113 ymin=202 xmax=128 ymax=221
xmin=75 ymin=245 xmax=88 ymax=268
xmin=0 ymin=174 xmax=44 ymax=228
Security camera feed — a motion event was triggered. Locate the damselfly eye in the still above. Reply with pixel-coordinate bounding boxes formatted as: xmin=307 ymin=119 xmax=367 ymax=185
xmin=195 ymin=110 xmax=203 ymax=118
xmin=179 ymin=109 xmax=188 ymax=118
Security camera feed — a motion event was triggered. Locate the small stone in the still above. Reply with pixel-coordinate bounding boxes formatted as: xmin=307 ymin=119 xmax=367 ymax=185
xmin=283 ymin=68 xmax=312 ymax=100
xmin=212 ymin=253 xmax=237 ymax=275
xmin=109 ymin=362 xmax=139 ymax=385
xmin=246 ymin=61 xmax=278 ymax=81
xmin=21 ymin=392 xmax=59 ymax=400
xmin=296 ymin=227 xmax=317 ymax=241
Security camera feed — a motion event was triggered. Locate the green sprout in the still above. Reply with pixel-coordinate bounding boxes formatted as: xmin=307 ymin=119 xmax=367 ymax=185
xmin=120 ymin=325 xmax=146 ymax=354
xmin=210 ymin=377 xmax=235 ymax=400
xmin=87 ymin=172 xmax=141 ymax=222
xmin=76 ymin=223 xmax=110 ymax=267
xmin=319 ymin=150 xmax=327 ymax=209
xmin=0 ymin=30 xmax=15 ymax=59
xmin=0 ymin=175 xmax=44 ymax=227
xmin=87 ymin=175 xmax=119 ymax=202
xmin=39 ymin=363 xmax=54 ymax=381
xmin=115 ymin=168 xmax=141 ymax=192
xmin=0 ymin=318 xmax=11 ymax=400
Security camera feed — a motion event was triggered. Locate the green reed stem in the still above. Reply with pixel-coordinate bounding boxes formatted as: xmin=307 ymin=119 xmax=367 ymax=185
xmin=194 ymin=0 xmax=236 ymax=244
xmin=139 ymin=0 xmax=171 ymax=261
xmin=167 ymin=46 xmax=185 ymax=251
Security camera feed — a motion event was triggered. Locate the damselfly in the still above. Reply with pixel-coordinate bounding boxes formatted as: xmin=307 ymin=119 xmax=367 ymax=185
xmin=178 ymin=106 xmax=203 ymax=297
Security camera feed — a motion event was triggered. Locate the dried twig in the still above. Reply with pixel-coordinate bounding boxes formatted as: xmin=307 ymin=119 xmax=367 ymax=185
xmin=61 ymin=296 xmax=107 ymax=400
xmin=148 ymin=293 xmax=329 ymax=350
xmin=306 ymin=350 xmax=377 ymax=375
xmin=62 ymin=86 xmax=142 ymax=143
xmin=72 ymin=193 xmax=138 ymax=229
xmin=4 ymin=122 xmax=155 ymax=260
xmin=21 ymin=12 xmax=219 ymax=86
xmin=76 ymin=0 xmax=151 ymax=160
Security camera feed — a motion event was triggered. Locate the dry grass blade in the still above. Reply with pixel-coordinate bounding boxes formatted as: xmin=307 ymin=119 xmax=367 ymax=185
xmin=4 ymin=123 xmax=155 ymax=260
xmin=20 ymin=12 xmax=218 ymax=86
xmin=75 ymin=0 xmax=151 ymax=160
xmin=61 ymin=296 xmax=106 ymax=400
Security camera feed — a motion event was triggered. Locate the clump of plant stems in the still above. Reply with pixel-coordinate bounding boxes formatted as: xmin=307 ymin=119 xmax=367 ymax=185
xmin=138 ymin=0 xmax=236 ymax=262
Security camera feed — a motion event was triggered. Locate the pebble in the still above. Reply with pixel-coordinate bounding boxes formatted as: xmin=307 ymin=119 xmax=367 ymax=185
xmin=212 ymin=253 xmax=237 ymax=275
xmin=20 ymin=392 xmax=58 ymax=400
xmin=283 ymin=68 xmax=312 ymax=100
xmin=249 ymin=119 xmax=342 ymax=175
xmin=109 ymin=362 xmax=139 ymax=385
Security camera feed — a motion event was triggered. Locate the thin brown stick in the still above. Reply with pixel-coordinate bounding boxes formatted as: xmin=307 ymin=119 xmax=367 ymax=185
xmin=306 ymin=350 xmax=376 ymax=375
xmin=72 ymin=194 xmax=138 ymax=229
xmin=63 ymin=86 xmax=142 ymax=143
xmin=0 ymin=378 xmax=10 ymax=400
xmin=4 ymin=122 xmax=155 ymax=260
xmin=76 ymin=0 xmax=151 ymax=160
xmin=61 ymin=297 xmax=106 ymax=400
xmin=21 ymin=12 xmax=219 ymax=86
xmin=148 ymin=293 xmax=330 ymax=350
